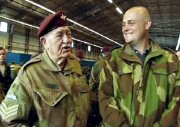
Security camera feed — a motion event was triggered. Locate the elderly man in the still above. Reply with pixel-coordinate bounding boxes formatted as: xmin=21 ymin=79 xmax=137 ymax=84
xmin=0 ymin=47 xmax=12 ymax=99
xmin=0 ymin=11 xmax=90 ymax=127
xmin=98 ymin=6 xmax=180 ymax=127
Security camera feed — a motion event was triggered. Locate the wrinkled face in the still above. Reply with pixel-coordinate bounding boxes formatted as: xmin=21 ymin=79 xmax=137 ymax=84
xmin=0 ymin=49 xmax=6 ymax=62
xmin=41 ymin=26 xmax=72 ymax=65
xmin=122 ymin=10 xmax=148 ymax=45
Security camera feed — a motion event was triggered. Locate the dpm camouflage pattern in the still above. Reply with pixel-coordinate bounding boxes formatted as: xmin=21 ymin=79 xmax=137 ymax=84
xmin=0 ymin=51 xmax=90 ymax=127
xmin=99 ymin=41 xmax=180 ymax=127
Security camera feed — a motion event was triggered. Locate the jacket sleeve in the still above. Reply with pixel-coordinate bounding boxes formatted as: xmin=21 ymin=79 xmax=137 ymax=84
xmin=89 ymin=61 xmax=104 ymax=101
xmin=0 ymin=70 xmax=33 ymax=127
xmin=98 ymin=66 xmax=130 ymax=127
xmin=157 ymin=61 xmax=180 ymax=127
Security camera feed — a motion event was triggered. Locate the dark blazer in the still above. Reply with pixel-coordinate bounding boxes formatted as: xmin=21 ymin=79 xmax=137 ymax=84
xmin=0 ymin=64 xmax=12 ymax=94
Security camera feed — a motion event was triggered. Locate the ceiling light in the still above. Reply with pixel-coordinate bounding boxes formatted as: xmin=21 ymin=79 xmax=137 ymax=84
xmin=68 ymin=19 xmax=122 ymax=46
xmin=0 ymin=16 xmax=39 ymax=29
xmin=25 ymin=0 xmax=123 ymax=47
xmin=107 ymin=0 xmax=113 ymax=3
xmin=0 ymin=15 xmax=102 ymax=49
xmin=25 ymin=0 xmax=54 ymax=14
xmin=116 ymin=7 xmax=123 ymax=14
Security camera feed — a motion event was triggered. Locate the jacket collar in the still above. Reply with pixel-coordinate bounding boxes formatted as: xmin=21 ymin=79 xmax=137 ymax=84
xmin=120 ymin=39 xmax=164 ymax=65
xmin=41 ymin=51 xmax=82 ymax=75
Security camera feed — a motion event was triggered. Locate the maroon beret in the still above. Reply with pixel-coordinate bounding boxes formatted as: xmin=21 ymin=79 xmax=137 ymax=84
xmin=38 ymin=11 xmax=68 ymax=37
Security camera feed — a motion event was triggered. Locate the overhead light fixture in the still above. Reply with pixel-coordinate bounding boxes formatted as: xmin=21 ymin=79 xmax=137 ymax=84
xmin=0 ymin=22 xmax=8 ymax=32
xmin=116 ymin=7 xmax=123 ymax=14
xmin=176 ymin=34 xmax=180 ymax=51
xmin=25 ymin=0 xmax=123 ymax=47
xmin=107 ymin=0 xmax=113 ymax=3
xmin=0 ymin=15 xmax=39 ymax=29
xmin=69 ymin=19 xmax=123 ymax=46
xmin=0 ymin=15 xmax=102 ymax=49
xmin=25 ymin=0 xmax=55 ymax=14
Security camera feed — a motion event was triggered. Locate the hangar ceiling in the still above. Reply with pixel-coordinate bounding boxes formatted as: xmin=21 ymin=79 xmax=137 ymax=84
xmin=0 ymin=0 xmax=180 ymax=50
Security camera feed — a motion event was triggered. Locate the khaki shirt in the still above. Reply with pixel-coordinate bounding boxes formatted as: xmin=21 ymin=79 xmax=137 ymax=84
xmin=0 ymin=51 xmax=90 ymax=127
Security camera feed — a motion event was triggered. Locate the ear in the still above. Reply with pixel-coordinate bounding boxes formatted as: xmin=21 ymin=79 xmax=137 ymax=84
xmin=40 ymin=36 xmax=46 ymax=45
xmin=145 ymin=20 xmax=152 ymax=30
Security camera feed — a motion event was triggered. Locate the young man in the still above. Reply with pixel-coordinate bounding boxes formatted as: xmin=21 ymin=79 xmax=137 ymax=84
xmin=0 ymin=11 xmax=90 ymax=127
xmin=99 ymin=6 xmax=180 ymax=127
xmin=0 ymin=47 xmax=12 ymax=99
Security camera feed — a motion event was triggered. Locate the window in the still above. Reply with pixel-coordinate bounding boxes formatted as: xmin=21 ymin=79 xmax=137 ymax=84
xmin=0 ymin=22 xmax=8 ymax=32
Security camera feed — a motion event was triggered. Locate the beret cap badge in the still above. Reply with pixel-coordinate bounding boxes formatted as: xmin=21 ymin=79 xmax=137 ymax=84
xmin=60 ymin=14 xmax=66 ymax=20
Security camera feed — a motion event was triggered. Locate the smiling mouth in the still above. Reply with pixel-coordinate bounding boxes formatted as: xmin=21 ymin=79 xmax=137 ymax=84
xmin=124 ymin=32 xmax=133 ymax=35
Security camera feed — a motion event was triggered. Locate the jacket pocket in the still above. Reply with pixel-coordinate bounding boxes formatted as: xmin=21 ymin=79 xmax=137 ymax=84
xmin=118 ymin=68 xmax=133 ymax=98
xmin=151 ymin=63 xmax=168 ymax=75
xmin=34 ymin=87 xmax=68 ymax=106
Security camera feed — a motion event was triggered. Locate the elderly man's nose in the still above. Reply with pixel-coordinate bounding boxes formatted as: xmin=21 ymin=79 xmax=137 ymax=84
xmin=62 ymin=34 xmax=69 ymax=43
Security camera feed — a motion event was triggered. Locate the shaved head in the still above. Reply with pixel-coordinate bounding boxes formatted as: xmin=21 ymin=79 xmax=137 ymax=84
xmin=122 ymin=6 xmax=152 ymax=47
xmin=124 ymin=6 xmax=151 ymax=22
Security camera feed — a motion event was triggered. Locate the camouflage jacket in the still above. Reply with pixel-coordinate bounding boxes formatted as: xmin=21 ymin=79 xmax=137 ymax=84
xmin=99 ymin=41 xmax=180 ymax=127
xmin=0 ymin=51 xmax=90 ymax=127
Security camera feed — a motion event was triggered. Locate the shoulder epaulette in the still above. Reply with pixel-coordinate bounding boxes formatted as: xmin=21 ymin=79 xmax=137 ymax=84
xmin=110 ymin=46 xmax=122 ymax=52
xmin=104 ymin=46 xmax=122 ymax=58
xmin=163 ymin=47 xmax=179 ymax=61
xmin=163 ymin=47 xmax=176 ymax=54
xmin=21 ymin=54 xmax=42 ymax=70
